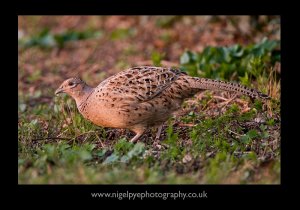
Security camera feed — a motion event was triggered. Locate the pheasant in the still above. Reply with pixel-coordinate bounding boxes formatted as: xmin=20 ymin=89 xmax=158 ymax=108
xmin=55 ymin=66 xmax=270 ymax=143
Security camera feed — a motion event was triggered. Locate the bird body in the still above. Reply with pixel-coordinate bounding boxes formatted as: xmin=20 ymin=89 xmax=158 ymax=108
xmin=55 ymin=66 xmax=270 ymax=142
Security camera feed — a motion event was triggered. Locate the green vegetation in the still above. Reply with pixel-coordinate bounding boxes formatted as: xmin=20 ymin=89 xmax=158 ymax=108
xmin=151 ymin=51 xmax=165 ymax=66
xmin=180 ymin=38 xmax=280 ymax=81
xmin=19 ymin=28 xmax=102 ymax=49
xmin=110 ymin=28 xmax=136 ymax=40
xmin=18 ymin=16 xmax=280 ymax=184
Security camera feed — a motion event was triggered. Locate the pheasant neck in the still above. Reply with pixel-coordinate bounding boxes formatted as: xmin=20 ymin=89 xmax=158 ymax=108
xmin=74 ymin=85 xmax=94 ymax=107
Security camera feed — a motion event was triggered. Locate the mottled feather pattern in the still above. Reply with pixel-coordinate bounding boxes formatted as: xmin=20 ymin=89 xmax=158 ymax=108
xmin=191 ymin=78 xmax=270 ymax=99
xmin=98 ymin=66 xmax=183 ymax=102
xmin=56 ymin=66 xmax=270 ymax=143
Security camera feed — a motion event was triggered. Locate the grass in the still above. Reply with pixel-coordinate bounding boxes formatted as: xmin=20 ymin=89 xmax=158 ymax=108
xmin=18 ymin=16 xmax=280 ymax=184
xmin=18 ymin=65 xmax=280 ymax=184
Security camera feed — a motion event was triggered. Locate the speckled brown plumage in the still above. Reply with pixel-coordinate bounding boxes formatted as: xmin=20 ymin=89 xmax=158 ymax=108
xmin=55 ymin=66 xmax=270 ymax=143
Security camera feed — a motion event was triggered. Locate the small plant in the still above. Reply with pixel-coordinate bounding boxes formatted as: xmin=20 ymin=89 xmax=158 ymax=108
xmin=204 ymin=151 xmax=236 ymax=183
xmin=110 ymin=28 xmax=136 ymax=40
xmin=162 ymin=123 xmax=182 ymax=161
xmin=151 ymin=51 xmax=165 ymax=66
xmin=114 ymin=138 xmax=134 ymax=155
xmin=180 ymin=38 xmax=280 ymax=82
xmin=240 ymin=129 xmax=259 ymax=145
xmin=19 ymin=28 xmax=102 ymax=49
xmin=103 ymin=138 xmax=145 ymax=165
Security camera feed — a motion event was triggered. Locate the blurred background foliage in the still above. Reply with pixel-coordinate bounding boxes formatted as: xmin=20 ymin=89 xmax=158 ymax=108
xmin=18 ymin=16 xmax=280 ymax=93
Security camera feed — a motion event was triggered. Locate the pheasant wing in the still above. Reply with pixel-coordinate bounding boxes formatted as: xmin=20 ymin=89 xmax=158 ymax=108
xmin=98 ymin=66 xmax=184 ymax=102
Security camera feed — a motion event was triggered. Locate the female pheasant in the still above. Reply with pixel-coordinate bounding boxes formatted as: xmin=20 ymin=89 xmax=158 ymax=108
xmin=55 ymin=66 xmax=270 ymax=143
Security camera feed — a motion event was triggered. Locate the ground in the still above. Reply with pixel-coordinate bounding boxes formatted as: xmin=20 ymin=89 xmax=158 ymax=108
xmin=18 ymin=16 xmax=280 ymax=184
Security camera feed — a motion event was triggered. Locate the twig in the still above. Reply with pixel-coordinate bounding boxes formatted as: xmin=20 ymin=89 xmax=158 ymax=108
xmin=56 ymin=129 xmax=69 ymax=138
xmin=32 ymin=130 xmax=102 ymax=143
xmin=94 ymin=132 xmax=105 ymax=148
xmin=213 ymin=95 xmax=229 ymax=101
xmin=31 ymin=137 xmax=71 ymax=141
xmin=201 ymin=98 xmax=214 ymax=111
xmin=177 ymin=123 xmax=195 ymax=127
xmin=218 ymin=94 xmax=237 ymax=108
xmin=67 ymin=131 xmax=96 ymax=143
xmin=228 ymin=129 xmax=245 ymax=137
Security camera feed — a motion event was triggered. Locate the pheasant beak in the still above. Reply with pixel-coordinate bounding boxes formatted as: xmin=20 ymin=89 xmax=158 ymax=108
xmin=55 ymin=87 xmax=65 ymax=95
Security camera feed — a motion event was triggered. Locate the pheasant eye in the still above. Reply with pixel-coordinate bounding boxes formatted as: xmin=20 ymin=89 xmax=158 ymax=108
xmin=68 ymin=81 xmax=74 ymax=86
